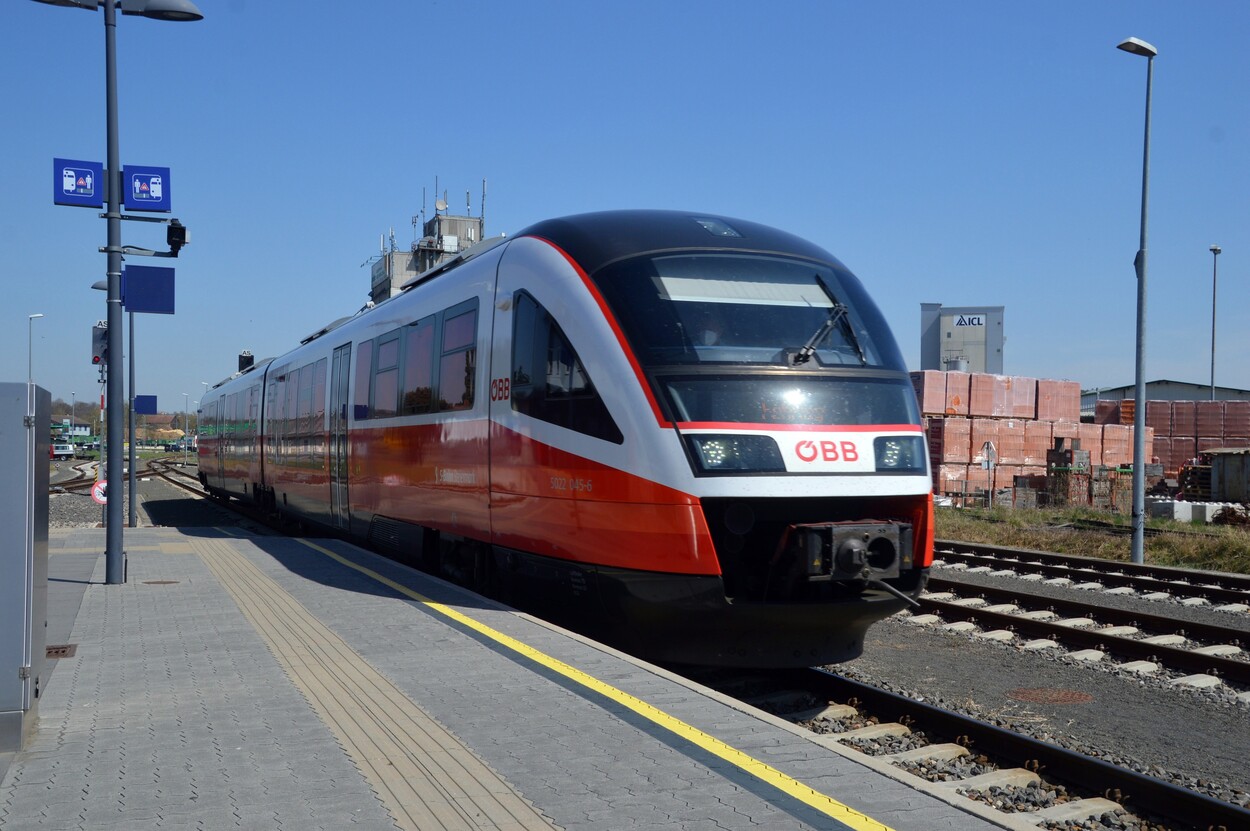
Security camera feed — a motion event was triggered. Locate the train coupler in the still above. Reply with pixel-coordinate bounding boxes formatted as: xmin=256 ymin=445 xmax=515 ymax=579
xmin=786 ymin=521 xmax=907 ymax=582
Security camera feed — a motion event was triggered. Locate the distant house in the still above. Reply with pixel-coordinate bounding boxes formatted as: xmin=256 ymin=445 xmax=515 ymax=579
xmin=67 ymin=418 xmax=92 ymax=439
xmin=144 ymin=414 xmax=178 ymax=431
xmin=137 ymin=413 xmax=180 ymax=443
xmin=54 ymin=418 xmax=94 ymax=440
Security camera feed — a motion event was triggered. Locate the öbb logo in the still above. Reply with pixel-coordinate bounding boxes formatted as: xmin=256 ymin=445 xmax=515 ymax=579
xmin=795 ymin=440 xmax=860 ymax=463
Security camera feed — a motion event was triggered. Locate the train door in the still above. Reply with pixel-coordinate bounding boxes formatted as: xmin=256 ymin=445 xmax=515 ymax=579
xmin=206 ymin=398 xmax=224 ymax=488
xmin=329 ymin=342 xmax=351 ymax=529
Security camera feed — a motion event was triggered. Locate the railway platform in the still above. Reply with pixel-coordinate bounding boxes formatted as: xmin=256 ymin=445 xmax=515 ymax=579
xmin=1 ymin=527 xmax=1016 ymax=831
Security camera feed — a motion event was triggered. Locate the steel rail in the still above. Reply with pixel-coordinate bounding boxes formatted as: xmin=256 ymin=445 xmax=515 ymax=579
xmin=935 ymin=540 xmax=1250 ymax=605
xmin=917 ymin=596 xmax=1250 ymax=686
xmin=926 ymin=576 xmax=1250 ymax=646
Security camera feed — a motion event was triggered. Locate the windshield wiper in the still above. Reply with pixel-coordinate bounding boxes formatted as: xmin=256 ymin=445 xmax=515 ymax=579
xmin=792 ymin=276 xmax=867 ymax=366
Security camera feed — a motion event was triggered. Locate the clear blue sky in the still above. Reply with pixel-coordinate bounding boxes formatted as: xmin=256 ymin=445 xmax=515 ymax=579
xmin=5 ymin=1 xmax=1248 ymax=417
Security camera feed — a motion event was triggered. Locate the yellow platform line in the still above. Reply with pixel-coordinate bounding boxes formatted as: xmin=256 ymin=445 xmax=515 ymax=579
xmin=193 ymin=537 xmax=554 ymax=831
xmin=295 ymin=538 xmax=894 ymax=831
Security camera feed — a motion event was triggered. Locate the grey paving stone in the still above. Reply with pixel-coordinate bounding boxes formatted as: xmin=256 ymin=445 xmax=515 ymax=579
xmin=6 ymin=529 xmax=1016 ymax=831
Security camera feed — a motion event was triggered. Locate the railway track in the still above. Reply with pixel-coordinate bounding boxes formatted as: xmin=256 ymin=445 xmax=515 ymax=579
xmin=915 ymin=580 xmax=1250 ymax=688
xmin=147 ymin=457 xmax=205 ymax=492
xmin=694 ymin=667 xmax=1250 ymax=831
xmin=50 ymin=460 xmax=99 ymax=492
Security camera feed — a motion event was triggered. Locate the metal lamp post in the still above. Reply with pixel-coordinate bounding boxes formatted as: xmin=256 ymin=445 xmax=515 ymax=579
xmin=129 ymin=311 xmax=136 ymax=526
xmin=28 ymin=314 xmax=45 ymax=385
xmin=1117 ymin=36 xmax=1157 ymax=567
xmin=32 ymin=0 xmax=203 ymax=585
xmin=1209 ymin=244 xmax=1221 ymax=400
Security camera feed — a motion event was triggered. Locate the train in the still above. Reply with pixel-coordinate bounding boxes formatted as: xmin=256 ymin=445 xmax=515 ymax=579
xmin=197 ymin=210 xmax=933 ymax=668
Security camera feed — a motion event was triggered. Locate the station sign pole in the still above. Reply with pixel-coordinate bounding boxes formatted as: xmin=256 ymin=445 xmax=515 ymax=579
xmin=103 ymin=0 xmax=125 ymax=584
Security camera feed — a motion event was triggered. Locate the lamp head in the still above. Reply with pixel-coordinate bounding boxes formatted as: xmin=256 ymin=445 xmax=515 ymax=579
xmin=31 ymin=0 xmax=203 ymax=19
xmin=121 ymin=0 xmax=203 ymax=21
xmin=1210 ymin=245 xmax=1222 ymax=256
xmin=1117 ymin=37 xmax=1158 ymax=58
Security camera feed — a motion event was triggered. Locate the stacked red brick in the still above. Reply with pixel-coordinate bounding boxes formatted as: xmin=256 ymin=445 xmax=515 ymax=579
xmin=915 ymin=372 xmax=1151 ymax=497
xmin=1096 ymin=400 xmax=1250 ymax=477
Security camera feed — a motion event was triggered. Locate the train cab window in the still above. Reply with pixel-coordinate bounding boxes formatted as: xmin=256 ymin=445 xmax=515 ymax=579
xmin=511 ymin=292 xmax=623 ymax=444
xmin=590 ymin=253 xmax=907 ymax=372
xmin=373 ymin=332 xmax=401 ymax=419
xmin=353 ymin=340 xmax=373 ymax=419
xmin=437 ymin=303 xmax=477 ymax=412
xmin=401 ymin=316 xmax=435 ymax=415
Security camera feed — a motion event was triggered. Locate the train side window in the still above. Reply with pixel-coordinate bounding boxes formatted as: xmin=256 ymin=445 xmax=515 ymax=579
xmin=401 ymin=316 xmax=435 ymax=415
xmin=374 ymin=332 xmax=401 ymax=419
xmin=312 ymin=358 xmax=327 ymax=429
xmin=297 ymin=364 xmax=315 ymax=435
xmin=284 ymin=367 xmax=299 ymax=441
xmin=511 ymin=292 xmax=623 ymax=444
xmin=437 ymin=302 xmax=477 ymax=412
xmin=249 ymin=384 xmax=260 ymax=434
xmin=267 ymin=367 xmax=285 ymax=457
xmin=353 ymin=339 xmax=373 ymax=420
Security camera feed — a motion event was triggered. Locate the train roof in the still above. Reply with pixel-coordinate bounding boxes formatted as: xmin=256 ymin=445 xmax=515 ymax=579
xmin=516 ymin=210 xmax=843 ymax=275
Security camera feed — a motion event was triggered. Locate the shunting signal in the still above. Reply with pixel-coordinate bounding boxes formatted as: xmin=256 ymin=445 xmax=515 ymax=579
xmin=91 ymin=323 xmax=108 ymax=366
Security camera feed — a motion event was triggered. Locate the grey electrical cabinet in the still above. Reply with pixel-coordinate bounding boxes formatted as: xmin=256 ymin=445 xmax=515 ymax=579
xmin=0 ymin=382 xmax=49 ymax=753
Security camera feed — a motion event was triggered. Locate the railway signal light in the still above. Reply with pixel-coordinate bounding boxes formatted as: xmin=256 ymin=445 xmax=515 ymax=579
xmin=91 ymin=323 xmax=108 ymax=366
xmin=166 ymin=218 xmax=188 ymax=257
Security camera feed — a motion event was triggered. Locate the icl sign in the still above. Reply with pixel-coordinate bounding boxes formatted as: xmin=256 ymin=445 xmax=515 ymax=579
xmin=955 ymin=315 xmax=985 ymax=327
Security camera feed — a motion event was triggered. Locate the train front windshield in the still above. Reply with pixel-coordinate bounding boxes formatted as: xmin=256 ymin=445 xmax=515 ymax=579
xmin=592 ymin=253 xmax=919 ymax=426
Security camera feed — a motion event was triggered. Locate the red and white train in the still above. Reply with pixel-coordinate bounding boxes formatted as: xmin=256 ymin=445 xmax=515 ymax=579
xmin=198 ymin=210 xmax=932 ymax=667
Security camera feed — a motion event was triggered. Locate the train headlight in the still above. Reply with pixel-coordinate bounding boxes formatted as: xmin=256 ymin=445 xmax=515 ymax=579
xmin=873 ymin=436 xmax=927 ymax=473
xmin=686 ymin=434 xmax=785 ymax=474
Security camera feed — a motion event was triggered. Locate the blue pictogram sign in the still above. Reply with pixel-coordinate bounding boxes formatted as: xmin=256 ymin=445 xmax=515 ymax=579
xmin=53 ymin=157 xmax=104 ymax=208
xmin=123 ymin=164 xmax=171 ymax=212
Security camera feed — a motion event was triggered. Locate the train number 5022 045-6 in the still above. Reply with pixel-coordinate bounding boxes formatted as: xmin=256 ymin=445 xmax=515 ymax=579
xmin=550 ymin=476 xmax=593 ymax=494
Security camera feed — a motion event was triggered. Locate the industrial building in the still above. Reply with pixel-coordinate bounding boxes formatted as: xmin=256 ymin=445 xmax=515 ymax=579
xmin=919 ymin=303 xmax=1004 ymax=374
xmin=1081 ymin=380 xmax=1250 ymax=416
xmin=369 ymin=184 xmax=488 ymax=305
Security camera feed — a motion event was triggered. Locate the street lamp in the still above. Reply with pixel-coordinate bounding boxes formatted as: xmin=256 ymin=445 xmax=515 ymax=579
xmin=182 ymin=392 xmax=189 ymax=467
xmin=1117 ymin=36 xmax=1156 ymax=567
xmin=32 ymin=0 xmax=203 ymax=586
xmin=1209 ymin=244 xmax=1221 ymax=400
xmin=28 ymin=314 xmax=45 ymax=385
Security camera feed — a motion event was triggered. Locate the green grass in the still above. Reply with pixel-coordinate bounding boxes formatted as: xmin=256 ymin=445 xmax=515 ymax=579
xmin=935 ymin=505 xmax=1250 ymax=575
